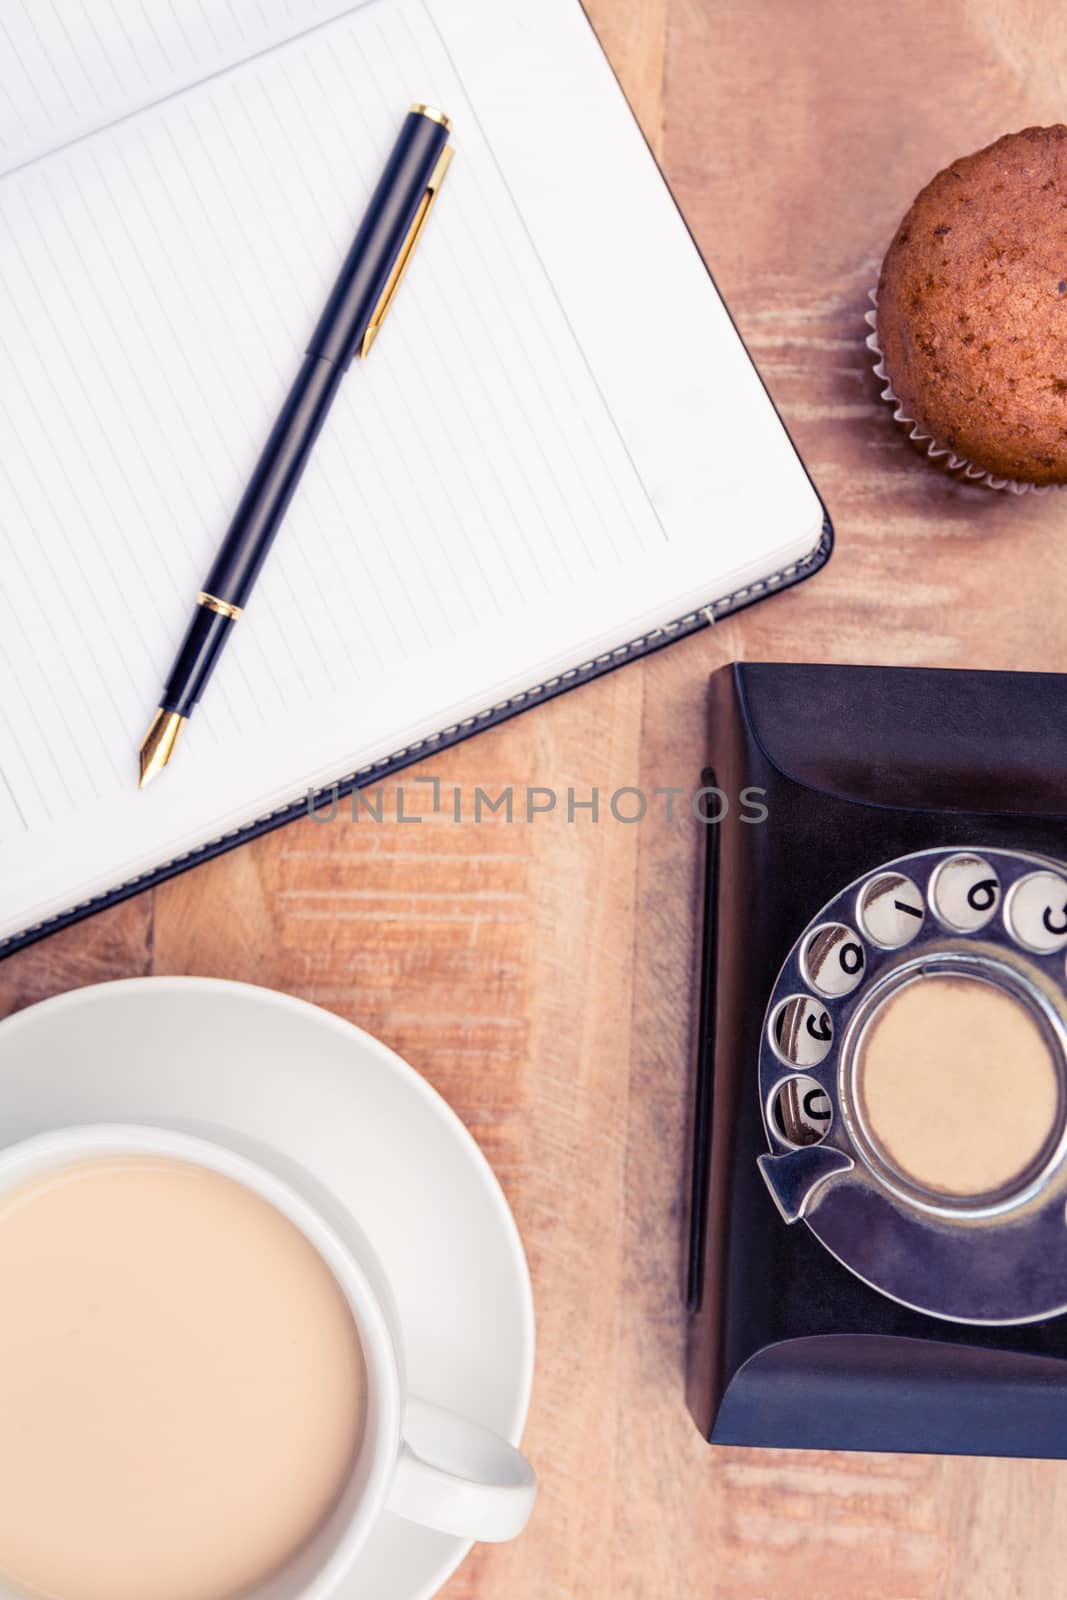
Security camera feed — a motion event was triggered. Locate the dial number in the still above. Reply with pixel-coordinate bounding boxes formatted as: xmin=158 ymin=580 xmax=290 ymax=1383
xmin=770 ymin=995 xmax=834 ymax=1067
xmin=930 ymin=853 xmax=1001 ymax=932
xmin=857 ymin=873 xmax=924 ymax=949
xmin=1006 ymin=872 xmax=1067 ymax=954
xmin=802 ymin=923 xmax=866 ymax=998
xmin=771 ymin=1074 xmax=833 ymax=1147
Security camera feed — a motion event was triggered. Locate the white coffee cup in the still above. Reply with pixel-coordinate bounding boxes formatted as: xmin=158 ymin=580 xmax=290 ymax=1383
xmin=0 ymin=1123 xmax=537 ymax=1600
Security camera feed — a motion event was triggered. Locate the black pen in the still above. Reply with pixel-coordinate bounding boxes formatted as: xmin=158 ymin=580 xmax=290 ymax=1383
xmin=139 ymin=103 xmax=453 ymax=786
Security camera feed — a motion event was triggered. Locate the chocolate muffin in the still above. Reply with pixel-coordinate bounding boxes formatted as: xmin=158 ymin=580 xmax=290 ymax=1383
xmin=875 ymin=126 xmax=1067 ymax=486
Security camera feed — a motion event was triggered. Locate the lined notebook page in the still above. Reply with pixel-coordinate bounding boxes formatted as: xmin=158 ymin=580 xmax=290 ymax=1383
xmin=0 ymin=0 xmax=365 ymax=175
xmin=0 ymin=0 xmax=675 ymax=915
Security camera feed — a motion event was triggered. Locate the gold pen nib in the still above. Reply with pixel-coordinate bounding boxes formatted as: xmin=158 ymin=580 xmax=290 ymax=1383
xmin=138 ymin=709 xmax=186 ymax=788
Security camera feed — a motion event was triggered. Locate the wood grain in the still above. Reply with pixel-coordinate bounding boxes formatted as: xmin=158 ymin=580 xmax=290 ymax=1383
xmin=5 ymin=1 xmax=1067 ymax=1595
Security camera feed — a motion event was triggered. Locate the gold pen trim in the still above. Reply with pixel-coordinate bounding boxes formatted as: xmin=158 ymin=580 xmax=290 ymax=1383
xmin=198 ymin=590 xmax=243 ymax=620
xmin=409 ymin=103 xmax=451 ymax=131
xmin=360 ymin=143 xmax=454 ymax=359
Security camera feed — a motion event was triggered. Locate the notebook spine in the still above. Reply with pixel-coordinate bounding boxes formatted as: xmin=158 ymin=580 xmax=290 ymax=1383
xmin=0 ymin=515 xmax=832 ymax=958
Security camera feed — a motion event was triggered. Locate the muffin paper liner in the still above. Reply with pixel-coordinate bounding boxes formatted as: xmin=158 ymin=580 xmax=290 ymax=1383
xmin=865 ymin=288 xmax=1055 ymax=496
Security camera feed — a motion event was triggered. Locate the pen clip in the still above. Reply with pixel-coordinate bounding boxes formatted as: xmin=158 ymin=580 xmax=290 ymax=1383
xmin=360 ymin=143 xmax=454 ymax=359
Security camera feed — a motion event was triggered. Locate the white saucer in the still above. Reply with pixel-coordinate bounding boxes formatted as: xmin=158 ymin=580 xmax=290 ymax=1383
xmin=0 ymin=977 xmax=535 ymax=1600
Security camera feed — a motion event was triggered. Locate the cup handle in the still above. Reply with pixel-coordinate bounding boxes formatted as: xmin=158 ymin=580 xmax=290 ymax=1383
xmin=386 ymin=1396 xmax=537 ymax=1542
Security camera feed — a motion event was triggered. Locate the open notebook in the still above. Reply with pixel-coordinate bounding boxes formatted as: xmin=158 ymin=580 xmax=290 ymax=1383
xmin=0 ymin=0 xmax=829 ymax=953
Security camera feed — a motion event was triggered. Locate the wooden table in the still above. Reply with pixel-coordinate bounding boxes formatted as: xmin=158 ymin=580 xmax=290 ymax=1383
xmin=5 ymin=2 xmax=1067 ymax=1594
